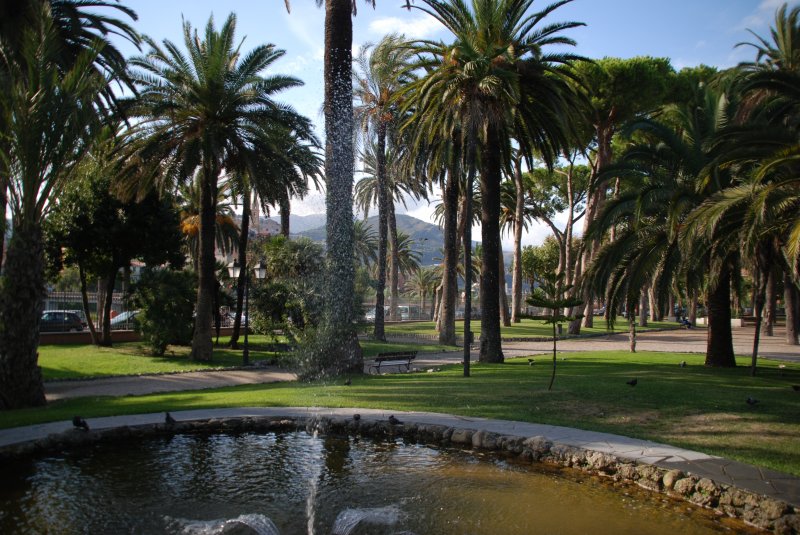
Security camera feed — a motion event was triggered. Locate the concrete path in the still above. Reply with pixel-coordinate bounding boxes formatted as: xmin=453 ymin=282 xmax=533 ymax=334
xmin=45 ymin=367 xmax=296 ymax=401
xmin=0 ymin=406 xmax=798 ymax=508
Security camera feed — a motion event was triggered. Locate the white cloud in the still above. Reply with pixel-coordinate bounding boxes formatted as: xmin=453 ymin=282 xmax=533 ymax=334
xmin=368 ymin=16 xmax=445 ymax=39
xmin=738 ymin=0 xmax=789 ymax=31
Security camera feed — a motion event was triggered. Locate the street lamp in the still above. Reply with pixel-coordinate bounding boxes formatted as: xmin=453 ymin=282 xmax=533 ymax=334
xmin=228 ymin=260 xmax=267 ymax=365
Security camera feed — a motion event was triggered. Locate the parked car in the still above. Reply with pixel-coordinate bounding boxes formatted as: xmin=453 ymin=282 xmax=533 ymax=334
xmin=40 ymin=311 xmax=84 ymax=332
xmin=110 ymin=310 xmax=140 ymax=330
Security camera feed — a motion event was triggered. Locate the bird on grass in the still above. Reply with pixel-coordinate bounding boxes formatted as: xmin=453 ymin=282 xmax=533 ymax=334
xmin=72 ymin=416 xmax=90 ymax=431
xmin=388 ymin=415 xmax=403 ymax=425
xmin=626 ymin=378 xmax=638 ymax=387
xmin=746 ymin=397 xmax=760 ymax=406
xmin=165 ymin=412 xmax=176 ymax=425
xmin=679 ymin=361 xmax=687 ymax=368
xmin=528 ymin=358 xmax=534 ymax=366
xmin=792 ymin=385 xmax=800 ymax=392
xmin=353 ymin=414 xmax=361 ymax=421
xmin=344 ymin=378 xmax=352 ymax=386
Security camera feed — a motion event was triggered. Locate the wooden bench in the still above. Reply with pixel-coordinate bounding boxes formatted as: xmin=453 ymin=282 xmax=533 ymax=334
xmin=368 ymin=351 xmax=418 ymax=374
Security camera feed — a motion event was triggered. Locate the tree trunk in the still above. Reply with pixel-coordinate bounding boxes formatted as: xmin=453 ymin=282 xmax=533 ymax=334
xmin=499 ymin=252 xmax=510 ymax=327
xmin=79 ymin=263 xmax=98 ymax=345
xmin=785 ymin=272 xmax=799 ymax=345
xmin=629 ymin=316 xmax=636 ymax=353
xmin=280 ymin=195 xmax=290 ymax=237
xmin=99 ymin=270 xmax=117 ymax=346
xmin=0 ymin=222 xmax=47 ymax=409
xmin=322 ymin=0 xmax=360 ymax=373
xmin=762 ymin=267 xmax=776 ymax=337
xmin=439 ymin=166 xmax=459 ymax=345
xmin=689 ymin=291 xmax=698 ymax=325
xmin=373 ymin=123 xmax=388 ymax=341
xmin=387 ymin=192 xmax=400 ymax=321
xmin=648 ymin=285 xmax=657 ymax=322
xmin=639 ymin=286 xmax=648 ymax=327
xmin=567 ymin=244 xmax=584 ymax=335
xmin=478 ymin=124 xmax=503 ymax=363
xmin=190 ymin=163 xmax=218 ymax=361
xmin=229 ymin=189 xmax=251 ymax=349
xmin=751 ymin=264 xmax=767 ymax=377
xmin=705 ymin=261 xmax=736 ymax=367
xmin=511 ymin=156 xmax=524 ymax=323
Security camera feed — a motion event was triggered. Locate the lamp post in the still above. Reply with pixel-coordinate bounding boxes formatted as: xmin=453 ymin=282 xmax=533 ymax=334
xmin=228 ymin=260 xmax=267 ymax=366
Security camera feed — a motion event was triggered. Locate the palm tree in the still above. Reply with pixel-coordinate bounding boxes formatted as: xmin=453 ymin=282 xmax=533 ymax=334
xmin=0 ymin=0 xmax=139 ymax=274
xmin=406 ymin=265 xmax=439 ymax=319
xmin=178 ymin=178 xmax=240 ymax=270
xmin=125 ymin=14 xmax=307 ymax=361
xmin=0 ymin=7 xmax=113 ymax=408
xmin=406 ymin=0 xmax=583 ymax=363
xmin=354 ymin=33 xmax=416 ymax=341
xmin=353 ymin=219 xmax=379 ymax=268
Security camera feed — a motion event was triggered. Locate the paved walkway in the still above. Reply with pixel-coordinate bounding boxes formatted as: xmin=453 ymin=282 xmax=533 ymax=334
xmin=6 ymin=325 xmax=795 ymax=510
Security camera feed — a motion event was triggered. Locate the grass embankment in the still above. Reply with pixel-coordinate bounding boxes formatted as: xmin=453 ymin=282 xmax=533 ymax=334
xmin=384 ymin=316 xmax=679 ymax=338
xmin=8 ymin=350 xmax=800 ymax=476
xmin=38 ymin=337 xmax=452 ymax=380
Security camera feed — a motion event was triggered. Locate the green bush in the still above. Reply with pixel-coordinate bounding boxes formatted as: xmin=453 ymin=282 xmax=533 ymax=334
xmin=131 ymin=268 xmax=195 ymax=355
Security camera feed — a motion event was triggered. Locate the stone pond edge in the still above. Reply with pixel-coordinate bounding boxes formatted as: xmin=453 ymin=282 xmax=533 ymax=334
xmin=0 ymin=414 xmax=796 ymax=534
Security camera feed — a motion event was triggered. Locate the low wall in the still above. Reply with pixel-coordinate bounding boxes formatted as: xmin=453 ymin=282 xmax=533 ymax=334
xmin=1 ymin=415 xmax=796 ymax=533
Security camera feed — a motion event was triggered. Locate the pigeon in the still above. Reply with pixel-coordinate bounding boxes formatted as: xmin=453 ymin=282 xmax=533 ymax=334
xmin=353 ymin=413 xmax=361 ymax=421
xmin=679 ymin=361 xmax=687 ymax=368
xmin=626 ymin=378 xmax=638 ymax=387
xmin=165 ymin=412 xmax=176 ymax=425
xmin=792 ymin=385 xmax=800 ymax=392
xmin=528 ymin=358 xmax=535 ymax=366
xmin=388 ymin=415 xmax=403 ymax=425
xmin=72 ymin=416 xmax=90 ymax=431
xmin=344 ymin=378 xmax=352 ymax=386
xmin=746 ymin=397 xmax=760 ymax=406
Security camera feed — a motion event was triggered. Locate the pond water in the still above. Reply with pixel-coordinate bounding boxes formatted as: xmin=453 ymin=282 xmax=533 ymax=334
xmin=0 ymin=431 xmax=756 ymax=534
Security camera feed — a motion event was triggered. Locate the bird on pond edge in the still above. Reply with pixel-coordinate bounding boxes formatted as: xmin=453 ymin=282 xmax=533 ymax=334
xmin=165 ymin=412 xmax=176 ymax=425
xmin=626 ymin=378 xmax=638 ymax=387
xmin=388 ymin=415 xmax=403 ymax=425
xmin=72 ymin=416 xmax=89 ymax=431
xmin=746 ymin=397 xmax=760 ymax=406
xmin=679 ymin=361 xmax=687 ymax=368
xmin=353 ymin=414 xmax=361 ymax=421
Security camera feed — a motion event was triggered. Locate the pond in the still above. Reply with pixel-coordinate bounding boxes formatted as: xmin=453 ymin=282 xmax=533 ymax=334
xmin=0 ymin=431 xmax=756 ymax=534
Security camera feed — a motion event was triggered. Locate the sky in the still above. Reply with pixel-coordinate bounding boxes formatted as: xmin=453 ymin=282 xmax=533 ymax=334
xmin=112 ymin=0 xmax=798 ymax=248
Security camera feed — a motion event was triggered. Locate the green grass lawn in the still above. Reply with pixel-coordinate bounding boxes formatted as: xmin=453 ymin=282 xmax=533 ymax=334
xmin=384 ymin=316 xmax=680 ymax=338
xmin=38 ymin=337 xmax=454 ymax=380
xmin=8 ymin=350 xmax=800 ymax=476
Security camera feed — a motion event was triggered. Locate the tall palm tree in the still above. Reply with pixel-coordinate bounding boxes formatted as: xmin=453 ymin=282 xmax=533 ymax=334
xmin=406 ymin=265 xmax=439 ymax=318
xmin=406 ymin=0 xmax=583 ymax=362
xmin=178 ymin=178 xmax=240 ymax=270
xmin=353 ymin=35 xmax=415 ymax=340
xmin=0 ymin=8 xmax=111 ymax=408
xmin=125 ymin=14 xmax=307 ymax=361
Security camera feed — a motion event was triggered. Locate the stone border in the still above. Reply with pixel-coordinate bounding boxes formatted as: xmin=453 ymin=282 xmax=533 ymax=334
xmin=0 ymin=414 xmax=796 ymax=533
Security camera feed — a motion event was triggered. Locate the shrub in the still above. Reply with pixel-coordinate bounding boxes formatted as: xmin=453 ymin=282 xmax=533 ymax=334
xmin=131 ymin=268 xmax=195 ymax=355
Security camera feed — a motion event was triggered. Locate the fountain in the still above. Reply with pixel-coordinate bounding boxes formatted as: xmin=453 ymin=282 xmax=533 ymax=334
xmin=0 ymin=429 xmax=758 ymax=534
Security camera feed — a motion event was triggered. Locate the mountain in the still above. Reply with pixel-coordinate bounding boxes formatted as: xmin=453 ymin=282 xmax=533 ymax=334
xmin=269 ymin=213 xmax=327 ymax=234
xmin=295 ymin=213 xmax=445 ymax=265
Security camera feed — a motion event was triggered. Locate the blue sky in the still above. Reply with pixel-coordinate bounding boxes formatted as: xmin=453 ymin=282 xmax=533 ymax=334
xmin=114 ymin=0 xmax=798 ymax=243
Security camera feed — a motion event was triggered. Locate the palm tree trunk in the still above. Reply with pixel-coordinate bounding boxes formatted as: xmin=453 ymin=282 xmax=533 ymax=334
xmin=762 ymin=267 xmax=775 ymax=337
xmin=373 ymin=123 xmax=388 ymax=341
xmin=279 ymin=195 xmax=291 ymax=237
xmin=705 ymin=260 xmax=736 ymax=367
xmin=511 ymin=156 xmax=524 ymax=323
xmin=689 ymin=291 xmax=698 ymax=325
xmin=322 ymin=0 xmax=361 ymax=374
xmin=785 ymin=272 xmax=799 ymax=345
xmin=0 ymin=221 xmax=46 ymax=409
xmin=639 ymin=285 xmax=648 ymax=327
xmin=478 ymin=124 xmax=503 ymax=363
xmin=191 ymin=163 xmax=218 ymax=361
xmin=439 ymin=167 xmax=459 ymax=345
xmin=229 ymin=189 xmax=251 ymax=349
xmin=629 ymin=315 xmax=636 ymax=353
xmin=388 ymin=198 xmax=400 ymax=321
xmin=499 ymin=252 xmax=510 ymax=327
